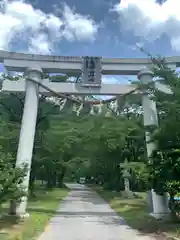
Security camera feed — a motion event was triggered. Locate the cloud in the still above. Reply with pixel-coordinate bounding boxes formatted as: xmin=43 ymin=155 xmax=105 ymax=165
xmin=62 ymin=5 xmax=98 ymax=42
xmin=102 ymin=76 xmax=120 ymax=84
xmin=102 ymin=75 xmax=133 ymax=84
xmin=113 ymin=0 xmax=180 ymax=52
xmin=0 ymin=0 xmax=98 ymax=54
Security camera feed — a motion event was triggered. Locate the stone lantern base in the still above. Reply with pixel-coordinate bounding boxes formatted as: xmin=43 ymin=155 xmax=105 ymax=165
xmin=121 ymin=190 xmax=134 ymax=198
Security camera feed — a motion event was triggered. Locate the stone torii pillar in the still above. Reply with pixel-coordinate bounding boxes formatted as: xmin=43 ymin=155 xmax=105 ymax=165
xmin=10 ymin=67 xmax=43 ymax=217
xmin=138 ymin=68 xmax=169 ymax=220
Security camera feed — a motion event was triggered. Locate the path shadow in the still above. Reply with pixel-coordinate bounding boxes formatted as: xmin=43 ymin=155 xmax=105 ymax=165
xmin=90 ymin=187 xmax=180 ymax=239
xmin=27 ymin=207 xmax=127 ymax=227
xmin=66 ymin=187 xmax=90 ymax=192
xmin=111 ymin=202 xmax=180 ymax=239
xmin=27 ymin=208 xmax=118 ymax=217
xmin=64 ymin=189 xmax=121 ymax=206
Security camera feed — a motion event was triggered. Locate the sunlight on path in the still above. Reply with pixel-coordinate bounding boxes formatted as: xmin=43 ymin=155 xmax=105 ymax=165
xmin=38 ymin=184 xmax=156 ymax=240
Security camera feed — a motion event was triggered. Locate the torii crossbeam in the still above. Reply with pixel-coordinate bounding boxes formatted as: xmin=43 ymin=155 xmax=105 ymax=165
xmin=0 ymin=50 xmax=177 ymax=74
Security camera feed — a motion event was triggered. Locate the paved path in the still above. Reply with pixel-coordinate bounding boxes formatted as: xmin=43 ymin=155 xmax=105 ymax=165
xmin=38 ymin=184 xmax=156 ymax=240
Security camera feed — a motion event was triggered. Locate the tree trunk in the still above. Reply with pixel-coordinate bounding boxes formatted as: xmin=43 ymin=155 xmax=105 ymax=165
xmin=52 ymin=173 xmax=57 ymax=187
xmin=57 ymin=167 xmax=66 ymax=188
xmin=29 ymin=171 xmax=36 ymax=197
xmin=46 ymin=173 xmax=53 ymax=189
xmin=9 ymin=200 xmax=16 ymax=215
xmin=169 ymin=193 xmax=179 ymax=221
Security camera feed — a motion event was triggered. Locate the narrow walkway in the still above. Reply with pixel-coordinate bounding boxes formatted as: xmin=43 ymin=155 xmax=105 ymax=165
xmin=38 ymin=184 xmax=156 ymax=240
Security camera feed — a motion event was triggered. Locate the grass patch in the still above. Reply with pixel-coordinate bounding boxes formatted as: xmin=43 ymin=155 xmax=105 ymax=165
xmin=0 ymin=186 xmax=69 ymax=240
xmin=92 ymin=185 xmax=180 ymax=239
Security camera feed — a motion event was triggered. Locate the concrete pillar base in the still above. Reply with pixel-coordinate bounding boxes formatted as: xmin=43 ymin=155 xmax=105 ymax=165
xmin=151 ymin=190 xmax=170 ymax=220
xmin=149 ymin=212 xmax=170 ymax=220
xmin=17 ymin=212 xmax=30 ymax=219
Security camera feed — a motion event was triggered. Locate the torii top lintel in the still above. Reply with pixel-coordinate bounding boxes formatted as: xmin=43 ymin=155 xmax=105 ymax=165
xmin=0 ymin=50 xmax=178 ymax=75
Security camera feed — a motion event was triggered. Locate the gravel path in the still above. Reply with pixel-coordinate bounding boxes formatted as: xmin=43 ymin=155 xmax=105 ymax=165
xmin=38 ymin=183 xmax=156 ymax=240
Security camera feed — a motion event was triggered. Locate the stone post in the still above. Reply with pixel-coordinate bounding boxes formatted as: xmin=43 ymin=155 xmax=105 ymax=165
xmin=138 ymin=68 xmax=169 ymax=219
xmin=122 ymin=170 xmax=133 ymax=198
xmin=10 ymin=67 xmax=43 ymax=217
xmin=124 ymin=178 xmax=130 ymax=192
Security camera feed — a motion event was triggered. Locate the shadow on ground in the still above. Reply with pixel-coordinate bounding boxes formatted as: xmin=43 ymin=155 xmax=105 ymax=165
xmin=0 ymin=215 xmax=20 ymax=239
xmin=27 ymin=208 xmax=128 ymax=228
xmin=94 ymin=187 xmax=180 ymax=239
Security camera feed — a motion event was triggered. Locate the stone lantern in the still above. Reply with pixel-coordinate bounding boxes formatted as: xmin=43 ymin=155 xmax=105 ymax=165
xmin=122 ymin=169 xmax=134 ymax=198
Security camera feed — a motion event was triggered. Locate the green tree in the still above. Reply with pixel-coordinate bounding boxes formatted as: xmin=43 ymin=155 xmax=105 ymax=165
xmin=0 ymin=121 xmax=26 ymax=206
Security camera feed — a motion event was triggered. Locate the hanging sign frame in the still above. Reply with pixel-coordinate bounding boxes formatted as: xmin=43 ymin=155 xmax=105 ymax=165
xmin=81 ymin=56 xmax=102 ymax=87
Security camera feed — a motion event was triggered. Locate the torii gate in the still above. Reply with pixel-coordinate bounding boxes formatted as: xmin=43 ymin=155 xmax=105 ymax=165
xmin=0 ymin=50 xmax=174 ymax=219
